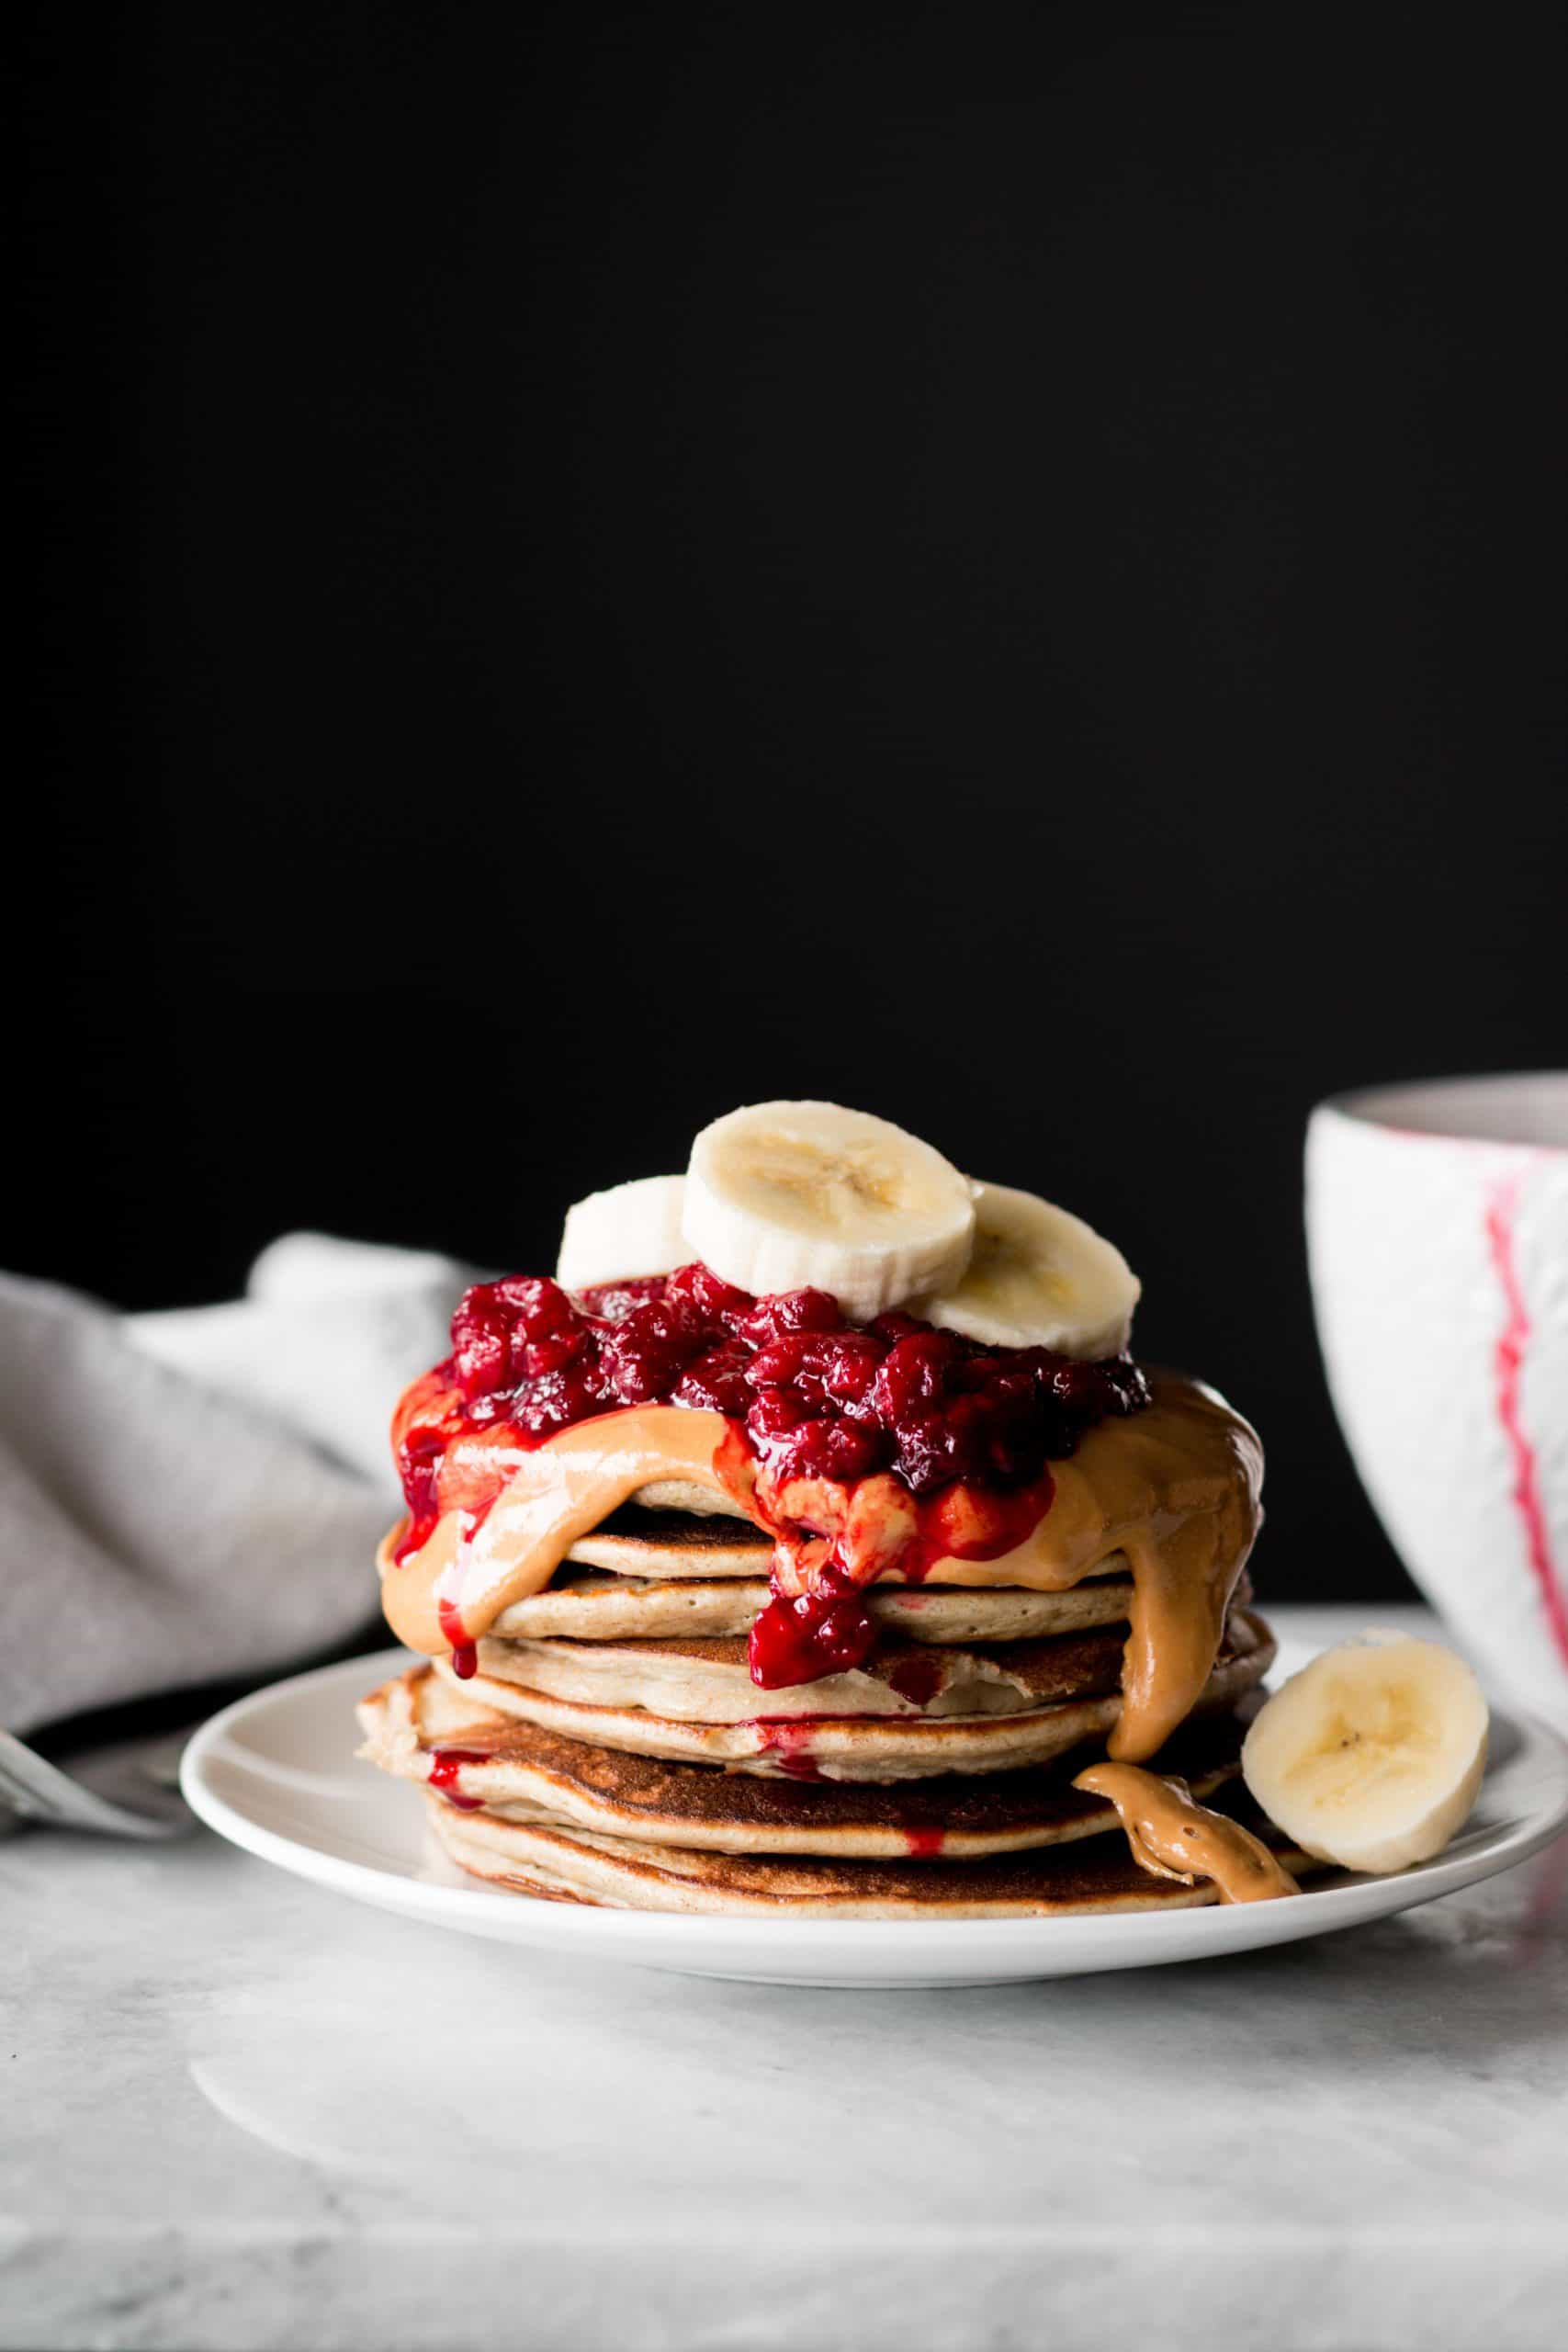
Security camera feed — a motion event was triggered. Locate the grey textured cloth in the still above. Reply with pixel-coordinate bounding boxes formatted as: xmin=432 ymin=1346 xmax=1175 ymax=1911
xmin=0 ymin=1238 xmax=471 ymax=1735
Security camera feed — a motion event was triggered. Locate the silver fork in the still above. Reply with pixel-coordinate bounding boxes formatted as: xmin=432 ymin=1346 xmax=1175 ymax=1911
xmin=0 ymin=1725 xmax=193 ymax=1839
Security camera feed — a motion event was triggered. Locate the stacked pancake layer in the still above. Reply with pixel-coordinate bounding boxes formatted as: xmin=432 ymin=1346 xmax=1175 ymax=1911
xmin=359 ymin=1508 xmax=1302 ymax=1917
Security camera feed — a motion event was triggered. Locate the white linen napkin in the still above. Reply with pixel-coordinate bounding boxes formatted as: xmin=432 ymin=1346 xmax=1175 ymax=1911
xmin=0 ymin=1237 xmax=472 ymax=1736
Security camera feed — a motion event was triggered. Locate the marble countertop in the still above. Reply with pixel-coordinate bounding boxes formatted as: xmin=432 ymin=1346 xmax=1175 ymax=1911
xmin=3 ymin=1604 xmax=1565 ymax=2352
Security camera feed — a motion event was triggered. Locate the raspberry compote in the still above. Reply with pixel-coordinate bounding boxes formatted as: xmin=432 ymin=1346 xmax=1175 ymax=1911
xmin=390 ymin=1264 xmax=1150 ymax=1690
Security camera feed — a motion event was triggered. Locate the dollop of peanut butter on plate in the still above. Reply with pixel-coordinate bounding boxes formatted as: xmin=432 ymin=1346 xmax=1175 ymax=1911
xmin=1073 ymin=1762 xmax=1299 ymax=1904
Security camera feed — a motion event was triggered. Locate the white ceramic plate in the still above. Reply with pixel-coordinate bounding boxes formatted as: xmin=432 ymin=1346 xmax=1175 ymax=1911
xmin=180 ymin=1645 xmax=1568 ymax=1987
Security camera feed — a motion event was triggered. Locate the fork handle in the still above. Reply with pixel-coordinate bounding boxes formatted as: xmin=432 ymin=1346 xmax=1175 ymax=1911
xmin=0 ymin=1729 xmax=188 ymax=1839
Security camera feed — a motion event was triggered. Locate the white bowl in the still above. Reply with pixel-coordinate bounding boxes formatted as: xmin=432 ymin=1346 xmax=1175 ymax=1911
xmin=1306 ymin=1071 xmax=1568 ymax=1725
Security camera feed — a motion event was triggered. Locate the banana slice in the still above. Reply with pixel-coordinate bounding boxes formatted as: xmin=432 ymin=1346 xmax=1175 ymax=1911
xmin=682 ymin=1102 xmax=976 ymax=1322
xmin=913 ymin=1182 xmax=1139 ymax=1358
xmin=557 ymin=1176 xmax=688 ymax=1291
xmin=1241 ymin=1634 xmax=1489 ymax=1875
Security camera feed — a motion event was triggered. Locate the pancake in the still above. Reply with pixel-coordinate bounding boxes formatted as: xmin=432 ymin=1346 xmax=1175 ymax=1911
xmin=623 ymin=1483 xmax=754 ymax=1522
xmin=492 ymin=1566 xmax=1155 ymax=1645
xmin=567 ymin=1506 xmax=772 ymax=1579
xmin=358 ymin=1665 xmax=1260 ymax=1857
xmin=566 ymin=1504 xmax=1144 ymax=1593
xmin=472 ymin=1619 xmax=1145 ymax=1722
xmin=424 ymin=1781 xmax=1318 ymax=1916
xmin=424 ymin=1608 xmax=1274 ymax=1781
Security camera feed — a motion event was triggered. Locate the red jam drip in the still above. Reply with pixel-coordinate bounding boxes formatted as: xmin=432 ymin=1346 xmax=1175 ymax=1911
xmin=428 ymin=1748 xmax=488 ymax=1809
xmin=435 ymin=1597 xmax=478 ymax=1680
xmin=389 ymin=1262 xmax=1149 ymax=1691
xmin=753 ymin=1720 xmax=826 ymax=1780
xmin=902 ymin=1826 xmax=946 ymax=1857
xmin=391 ymin=1375 xmax=470 ymax=1564
xmin=886 ymin=1651 xmax=946 ymax=1708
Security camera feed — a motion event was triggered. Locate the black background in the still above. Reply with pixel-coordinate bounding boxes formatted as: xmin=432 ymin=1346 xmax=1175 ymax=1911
xmin=17 ymin=6 xmax=1566 ymax=1602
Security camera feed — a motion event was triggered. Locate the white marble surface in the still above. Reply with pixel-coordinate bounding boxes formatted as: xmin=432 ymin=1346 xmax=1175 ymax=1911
xmin=3 ymin=1606 xmax=1565 ymax=2352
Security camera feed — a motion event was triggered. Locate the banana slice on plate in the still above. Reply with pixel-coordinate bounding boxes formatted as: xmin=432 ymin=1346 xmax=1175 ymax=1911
xmin=1242 ymin=1634 xmax=1489 ymax=1875
xmin=682 ymin=1101 xmax=976 ymax=1322
xmin=557 ymin=1175 xmax=688 ymax=1290
xmin=913 ymin=1181 xmax=1139 ymax=1358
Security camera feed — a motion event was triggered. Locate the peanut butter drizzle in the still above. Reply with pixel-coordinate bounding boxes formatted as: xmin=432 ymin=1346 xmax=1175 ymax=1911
xmin=377 ymin=1373 xmax=1261 ymax=1764
xmin=378 ymin=1407 xmax=735 ymax=1659
xmin=1073 ymin=1763 xmax=1299 ymax=1904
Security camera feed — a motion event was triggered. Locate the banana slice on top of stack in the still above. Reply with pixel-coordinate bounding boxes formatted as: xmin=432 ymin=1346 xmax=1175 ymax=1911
xmin=554 ymin=1099 xmax=1141 ymax=1355
xmin=558 ymin=1174 xmax=690 ymax=1293
xmin=682 ymin=1102 xmax=976 ymax=1324
xmin=916 ymin=1181 xmax=1139 ymax=1359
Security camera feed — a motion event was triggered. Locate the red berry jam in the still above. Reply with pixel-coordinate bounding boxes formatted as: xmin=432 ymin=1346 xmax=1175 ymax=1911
xmin=436 ymin=1597 xmax=478 ymax=1681
xmin=886 ymin=1650 xmax=947 ymax=1708
xmin=752 ymin=1719 xmax=827 ymax=1780
xmin=747 ymin=1565 xmax=879 ymax=1687
xmin=390 ymin=1263 xmax=1150 ymax=1688
xmin=427 ymin=1748 xmax=489 ymax=1809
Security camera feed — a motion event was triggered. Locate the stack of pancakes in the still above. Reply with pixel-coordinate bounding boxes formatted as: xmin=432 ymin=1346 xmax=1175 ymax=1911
xmin=358 ymin=1500 xmax=1297 ymax=1917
